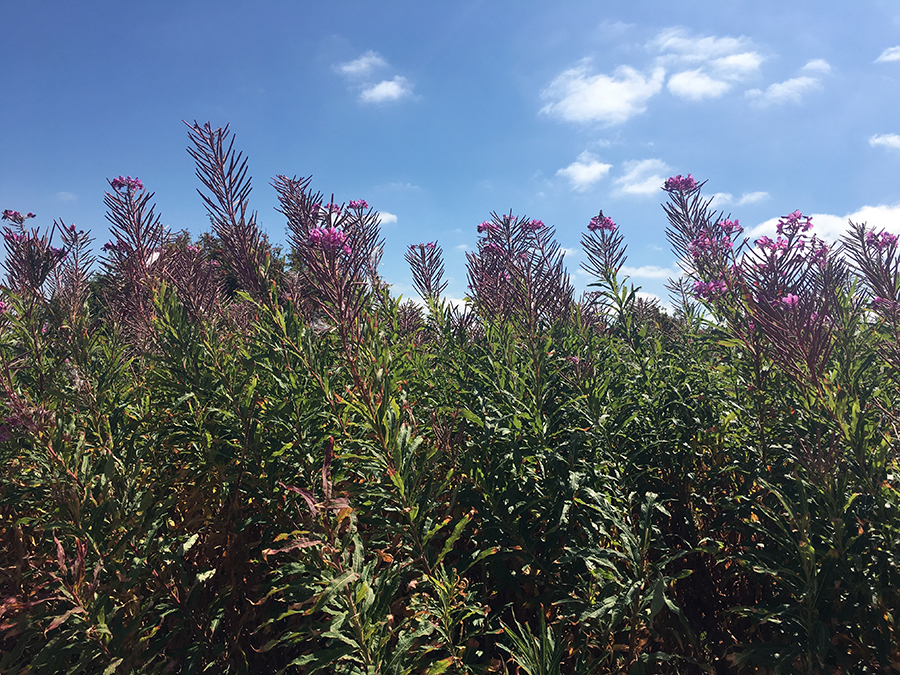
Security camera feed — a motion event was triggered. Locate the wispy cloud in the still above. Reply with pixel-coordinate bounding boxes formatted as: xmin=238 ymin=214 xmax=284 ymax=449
xmin=55 ymin=191 xmax=77 ymax=202
xmin=653 ymin=28 xmax=763 ymax=101
xmin=541 ymin=61 xmax=665 ymax=125
xmin=875 ymin=46 xmax=900 ymax=63
xmin=337 ymin=50 xmax=387 ymax=77
xmin=621 ymin=264 xmax=676 ymax=279
xmin=667 ymin=69 xmax=730 ymax=100
xmin=360 ymin=76 xmax=413 ymax=103
xmin=746 ymin=59 xmax=829 ymax=107
xmin=870 ymin=133 xmax=900 ymax=150
xmin=614 ymin=159 xmax=670 ymax=196
xmin=377 ymin=211 xmax=398 ymax=225
xmin=556 ymin=151 xmax=612 ymax=191
xmin=746 ymin=75 xmax=821 ymax=107
xmin=710 ymin=190 xmax=770 ymax=207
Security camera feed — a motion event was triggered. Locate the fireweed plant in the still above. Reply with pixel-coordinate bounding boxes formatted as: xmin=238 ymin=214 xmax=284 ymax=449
xmin=0 ymin=124 xmax=898 ymax=674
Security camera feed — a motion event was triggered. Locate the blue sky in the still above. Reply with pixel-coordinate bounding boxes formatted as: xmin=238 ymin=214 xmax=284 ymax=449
xmin=3 ymin=1 xmax=900 ymax=305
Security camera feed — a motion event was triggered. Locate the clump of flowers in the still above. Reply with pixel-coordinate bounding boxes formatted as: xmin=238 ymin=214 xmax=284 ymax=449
xmin=110 ymin=175 xmax=144 ymax=192
xmin=2 ymin=210 xmax=36 ymax=226
xmin=524 ymin=219 xmax=545 ymax=232
xmin=663 ymin=174 xmax=698 ymax=193
xmin=693 ymin=279 xmax=727 ymax=300
xmin=348 ymin=199 xmax=369 ymax=210
xmin=309 ymin=225 xmax=351 ymax=255
xmin=588 ymin=212 xmax=616 ymax=232
xmin=865 ymin=230 xmax=899 ymax=252
xmin=781 ymin=293 xmax=800 ymax=308
xmin=477 ymin=220 xmax=499 ymax=234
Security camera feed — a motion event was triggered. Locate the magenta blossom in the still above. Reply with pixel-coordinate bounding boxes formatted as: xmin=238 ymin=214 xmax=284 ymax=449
xmin=693 ymin=279 xmax=727 ymax=300
xmin=781 ymin=293 xmax=800 ymax=308
xmin=588 ymin=213 xmax=616 ymax=232
xmin=110 ymin=176 xmax=144 ymax=192
xmin=326 ymin=202 xmax=342 ymax=214
xmin=477 ymin=220 xmax=499 ymax=234
xmin=348 ymin=199 xmax=369 ymax=209
xmin=2 ymin=210 xmax=36 ymax=226
xmin=309 ymin=225 xmax=351 ymax=255
xmin=776 ymin=210 xmax=813 ymax=236
xmin=664 ymin=174 xmax=698 ymax=193
xmin=525 ymin=219 xmax=545 ymax=231
xmin=866 ymin=230 xmax=899 ymax=252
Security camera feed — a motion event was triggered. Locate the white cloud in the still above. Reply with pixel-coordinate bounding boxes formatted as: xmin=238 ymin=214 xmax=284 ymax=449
xmin=377 ymin=211 xmax=398 ymax=225
xmin=870 ymin=133 xmax=900 ymax=150
xmin=709 ymin=192 xmax=734 ymax=207
xmin=455 ymin=244 xmax=468 ymax=251
xmin=801 ymin=59 xmax=831 ymax=74
xmin=338 ymin=50 xmax=388 ymax=77
xmin=745 ymin=75 xmax=822 ymax=106
xmin=614 ymin=159 xmax=670 ymax=196
xmin=738 ymin=191 xmax=769 ymax=205
xmin=55 ymin=191 xmax=77 ymax=202
xmin=360 ymin=76 xmax=413 ymax=103
xmin=710 ymin=52 xmax=764 ymax=79
xmin=652 ymin=28 xmax=752 ymax=62
xmin=621 ymin=264 xmax=676 ymax=279
xmin=667 ymin=69 xmax=730 ymax=100
xmin=541 ymin=62 xmax=665 ymax=125
xmin=746 ymin=204 xmax=900 ymax=243
xmin=652 ymin=29 xmax=762 ymax=102
xmin=556 ymin=151 xmax=612 ymax=191
xmin=876 ymin=46 xmax=900 ymax=63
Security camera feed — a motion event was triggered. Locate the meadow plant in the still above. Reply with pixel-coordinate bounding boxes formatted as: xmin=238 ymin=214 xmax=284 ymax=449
xmin=1 ymin=126 xmax=898 ymax=674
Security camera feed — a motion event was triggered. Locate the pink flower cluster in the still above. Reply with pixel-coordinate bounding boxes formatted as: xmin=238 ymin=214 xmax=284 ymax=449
xmin=325 ymin=202 xmax=342 ymax=215
xmin=110 ymin=176 xmax=144 ymax=192
xmin=865 ymin=230 xmax=899 ymax=252
xmin=477 ymin=220 xmax=499 ymax=234
xmin=2 ymin=210 xmax=36 ymax=226
xmin=524 ymin=219 xmax=545 ymax=231
xmin=588 ymin=214 xmax=616 ymax=232
xmin=348 ymin=199 xmax=369 ymax=210
xmin=693 ymin=279 xmax=726 ymax=299
xmin=781 ymin=293 xmax=800 ymax=308
xmin=309 ymin=225 xmax=351 ymax=255
xmin=664 ymin=174 xmax=698 ymax=193
xmin=0 ymin=299 xmax=8 ymax=314
xmin=776 ymin=210 xmax=813 ymax=237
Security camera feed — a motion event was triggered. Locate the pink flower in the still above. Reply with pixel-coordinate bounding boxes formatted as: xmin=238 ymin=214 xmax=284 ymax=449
xmin=663 ymin=174 xmax=698 ymax=192
xmin=693 ymin=279 xmax=726 ymax=299
xmin=525 ymin=219 xmax=545 ymax=231
xmin=588 ymin=212 xmax=616 ymax=232
xmin=348 ymin=199 xmax=369 ymax=209
xmin=477 ymin=220 xmax=498 ymax=234
xmin=110 ymin=176 xmax=144 ymax=192
xmin=309 ymin=225 xmax=350 ymax=254
xmin=781 ymin=293 xmax=800 ymax=308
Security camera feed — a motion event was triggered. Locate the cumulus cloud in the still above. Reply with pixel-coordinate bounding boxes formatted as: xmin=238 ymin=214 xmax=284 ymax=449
xmin=801 ymin=59 xmax=831 ymax=74
xmin=875 ymin=46 xmax=900 ymax=63
xmin=338 ymin=50 xmax=388 ymax=76
xmin=360 ymin=76 xmax=414 ymax=103
xmin=746 ymin=204 xmax=900 ymax=243
xmin=556 ymin=151 xmax=612 ymax=191
xmin=541 ymin=62 xmax=665 ymax=125
xmin=870 ymin=133 xmax=900 ymax=151
xmin=745 ymin=75 xmax=822 ymax=107
xmin=667 ymin=69 xmax=730 ymax=100
xmin=376 ymin=211 xmax=398 ymax=225
xmin=614 ymin=159 xmax=670 ymax=196
xmin=738 ymin=191 xmax=769 ymax=205
xmin=652 ymin=28 xmax=763 ymax=101
xmin=621 ymin=264 xmax=676 ymax=279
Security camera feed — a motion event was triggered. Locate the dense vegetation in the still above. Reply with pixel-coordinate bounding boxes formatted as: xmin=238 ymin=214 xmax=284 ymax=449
xmin=1 ymin=122 xmax=898 ymax=674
